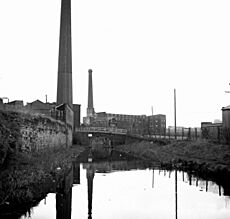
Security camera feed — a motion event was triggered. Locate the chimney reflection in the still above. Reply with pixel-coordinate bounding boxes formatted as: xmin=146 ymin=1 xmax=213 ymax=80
xmin=56 ymin=167 xmax=73 ymax=219
xmin=55 ymin=161 xmax=81 ymax=219
xmin=56 ymin=188 xmax=72 ymax=219
xmin=87 ymin=164 xmax=95 ymax=219
xmin=73 ymin=162 xmax=81 ymax=185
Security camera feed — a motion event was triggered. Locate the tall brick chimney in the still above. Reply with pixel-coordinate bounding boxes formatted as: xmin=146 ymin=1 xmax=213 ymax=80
xmin=56 ymin=0 xmax=73 ymax=108
xmin=87 ymin=69 xmax=95 ymax=116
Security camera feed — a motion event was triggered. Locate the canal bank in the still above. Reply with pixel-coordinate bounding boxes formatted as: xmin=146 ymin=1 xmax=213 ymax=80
xmin=115 ymin=140 xmax=230 ymax=186
xmin=1 ymin=139 xmax=230 ymax=218
xmin=3 ymin=147 xmax=230 ymax=219
xmin=0 ymin=145 xmax=85 ymax=218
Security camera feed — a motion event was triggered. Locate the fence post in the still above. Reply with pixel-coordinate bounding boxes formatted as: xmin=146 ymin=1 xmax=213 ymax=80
xmin=188 ymin=128 xmax=191 ymax=140
xmin=182 ymin=127 xmax=184 ymax=140
xmin=195 ymin=128 xmax=197 ymax=140
xmin=168 ymin=128 xmax=170 ymax=140
xmin=217 ymin=126 xmax=220 ymax=143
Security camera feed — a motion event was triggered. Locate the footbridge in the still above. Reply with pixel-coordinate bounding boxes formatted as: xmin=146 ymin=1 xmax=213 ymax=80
xmin=74 ymin=127 xmax=128 ymax=146
xmin=75 ymin=127 xmax=127 ymax=135
xmin=74 ymin=126 xmax=170 ymax=146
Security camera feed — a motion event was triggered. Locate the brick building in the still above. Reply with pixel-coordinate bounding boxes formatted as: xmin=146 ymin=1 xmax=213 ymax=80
xmin=25 ymin=99 xmax=56 ymax=116
xmin=73 ymin=104 xmax=81 ymax=129
xmin=84 ymin=111 xmax=166 ymax=135
xmin=0 ymin=99 xmax=24 ymax=111
xmin=148 ymin=114 xmax=166 ymax=135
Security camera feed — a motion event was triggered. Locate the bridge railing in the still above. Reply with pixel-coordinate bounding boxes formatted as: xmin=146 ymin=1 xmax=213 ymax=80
xmin=75 ymin=126 xmax=128 ymax=135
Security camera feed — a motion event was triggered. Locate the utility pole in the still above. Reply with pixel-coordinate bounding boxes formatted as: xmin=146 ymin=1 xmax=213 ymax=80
xmin=174 ymin=89 xmax=177 ymax=139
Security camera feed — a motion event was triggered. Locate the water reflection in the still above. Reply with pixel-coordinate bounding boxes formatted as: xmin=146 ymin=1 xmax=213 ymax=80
xmin=175 ymin=170 xmax=178 ymax=219
xmin=86 ymin=164 xmax=94 ymax=219
xmin=83 ymin=163 xmax=230 ymax=219
xmin=159 ymin=169 xmax=225 ymax=197
xmin=56 ymin=188 xmax=72 ymax=219
xmin=73 ymin=161 xmax=80 ymax=184
xmin=56 ymin=167 xmax=73 ymax=219
xmin=18 ymin=156 xmax=230 ymax=219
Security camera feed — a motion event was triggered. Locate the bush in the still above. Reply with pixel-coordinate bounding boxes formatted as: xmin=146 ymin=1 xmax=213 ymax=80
xmin=0 ymin=111 xmax=22 ymax=166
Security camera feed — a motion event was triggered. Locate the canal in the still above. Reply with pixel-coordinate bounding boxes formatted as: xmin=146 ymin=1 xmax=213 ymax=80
xmin=17 ymin=151 xmax=230 ymax=219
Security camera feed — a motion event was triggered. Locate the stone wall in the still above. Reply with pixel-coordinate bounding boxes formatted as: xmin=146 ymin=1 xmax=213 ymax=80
xmin=50 ymin=103 xmax=73 ymax=147
xmin=0 ymin=110 xmax=72 ymax=156
xmin=20 ymin=119 xmax=69 ymax=152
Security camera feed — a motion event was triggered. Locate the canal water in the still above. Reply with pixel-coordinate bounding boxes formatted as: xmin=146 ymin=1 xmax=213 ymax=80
xmin=19 ymin=154 xmax=230 ymax=219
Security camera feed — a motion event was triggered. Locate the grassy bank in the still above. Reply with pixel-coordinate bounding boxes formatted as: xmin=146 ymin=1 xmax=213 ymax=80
xmin=0 ymin=145 xmax=85 ymax=218
xmin=115 ymin=140 xmax=230 ymax=180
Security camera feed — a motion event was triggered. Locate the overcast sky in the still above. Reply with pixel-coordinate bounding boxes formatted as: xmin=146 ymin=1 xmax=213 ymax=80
xmin=0 ymin=0 xmax=230 ymax=127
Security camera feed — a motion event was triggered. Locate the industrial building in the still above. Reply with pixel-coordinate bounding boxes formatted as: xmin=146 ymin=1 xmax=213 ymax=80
xmin=148 ymin=114 xmax=166 ymax=135
xmin=25 ymin=99 xmax=56 ymax=116
xmin=222 ymin=105 xmax=230 ymax=143
xmin=83 ymin=111 xmax=166 ymax=135
xmin=0 ymin=98 xmax=81 ymax=129
xmin=0 ymin=99 xmax=24 ymax=111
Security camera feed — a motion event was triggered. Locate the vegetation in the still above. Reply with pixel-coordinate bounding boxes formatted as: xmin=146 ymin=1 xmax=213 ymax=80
xmin=0 ymin=110 xmax=22 ymax=166
xmin=0 ymin=146 xmax=84 ymax=218
xmin=115 ymin=140 xmax=230 ymax=181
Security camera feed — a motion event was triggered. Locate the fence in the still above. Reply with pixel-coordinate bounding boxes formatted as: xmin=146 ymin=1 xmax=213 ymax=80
xmin=76 ymin=125 xmax=229 ymax=143
xmin=146 ymin=125 xmax=229 ymax=144
xmin=144 ymin=127 xmax=202 ymax=141
xmin=201 ymin=124 xmax=224 ymax=143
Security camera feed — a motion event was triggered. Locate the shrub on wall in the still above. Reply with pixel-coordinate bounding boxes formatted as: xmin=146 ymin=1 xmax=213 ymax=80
xmin=0 ymin=111 xmax=22 ymax=166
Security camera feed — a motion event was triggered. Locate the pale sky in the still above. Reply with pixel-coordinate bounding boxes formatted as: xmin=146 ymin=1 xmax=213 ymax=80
xmin=0 ymin=0 xmax=230 ymax=127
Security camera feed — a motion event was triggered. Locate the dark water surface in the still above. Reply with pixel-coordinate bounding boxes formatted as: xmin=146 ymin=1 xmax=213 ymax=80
xmin=17 ymin=153 xmax=230 ymax=219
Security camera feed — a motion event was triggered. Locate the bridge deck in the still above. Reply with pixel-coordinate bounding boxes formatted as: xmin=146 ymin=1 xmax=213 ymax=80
xmin=75 ymin=127 xmax=127 ymax=135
